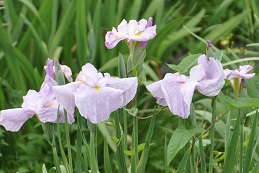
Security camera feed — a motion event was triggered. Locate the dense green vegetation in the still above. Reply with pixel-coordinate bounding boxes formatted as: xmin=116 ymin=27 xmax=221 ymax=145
xmin=0 ymin=0 xmax=258 ymax=172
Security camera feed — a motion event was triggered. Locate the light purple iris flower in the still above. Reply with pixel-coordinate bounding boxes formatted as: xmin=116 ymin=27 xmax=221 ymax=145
xmin=146 ymin=55 xmax=225 ymax=118
xmin=105 ymin=17 xmax=156 ymax=49
xmin=53 ymin=63 xmax=138 ymax=124
xmin=0 ymin=59 xmax=75 ymax=132
xmin=224 ymin=65 xmax=255 ymax=81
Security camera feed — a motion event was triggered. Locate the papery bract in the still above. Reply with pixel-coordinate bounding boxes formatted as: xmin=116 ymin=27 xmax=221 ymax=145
xmin=146 ymin=55 xmax=225 ymax=118
xmin=105 ymin=17 xmax=156 ymax=49
xmin=53 ymin=63 xmax=138 ymax=124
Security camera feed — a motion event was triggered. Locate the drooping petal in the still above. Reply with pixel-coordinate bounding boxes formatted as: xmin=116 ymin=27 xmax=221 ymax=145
xmin=60 ymin=65 xmax=73 ymax=82
xmin=36 ymin=100 xmax=61 ymax=123
xmin=0 ymin=108 xmax=34 ymax=132
xmin=190 ymin=64 xmax=205 ymax=82
xmin=75 ymin=84 xmax=123 ymax=123
xmin=161 ymin=73 xmax=197 ymax=119
xmin=146 ymin=80 xmax=167 ymax=106
xmin=21 ymin=90 xmax=40 ymax=112
xmin=52 ymin=82 xmax=80 ymax=115
xmin=196 ymin=55 xmax=225 ymax=97
xmin=105 ymin=30 xmax=127 ymax=49
xmin=58 ymin=110 xmax=75 ymax=124
xmin=106 ymin=77 xmax=138 ymax=106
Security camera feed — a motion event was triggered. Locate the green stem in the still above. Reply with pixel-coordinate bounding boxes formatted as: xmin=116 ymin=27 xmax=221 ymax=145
xmin=65 ymin=112 xmax=73 ymax=173
xmin=131 ymin=116 xmax=138 ymax=173
xmin=123 ymin=110 xmax=128 ymax=150
xmin=209 ymin=97 xmax=217 ymax=173
xmin=137 ymin=107 xmax=157 ymax=173
xmin=239 ymin=109 xmax=244 ymax=173
xmin=115 ymin=110 xmax=127 ymax=173
xmin=52 ymin=127 xmax=62 ymax=173
xmin=76 ymin=114 xmax=83 ymax=173
xmin=88 ymin=120 xmax=98 ymax=173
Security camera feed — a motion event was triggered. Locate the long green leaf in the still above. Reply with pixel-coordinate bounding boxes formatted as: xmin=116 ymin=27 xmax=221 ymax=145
xmin=76 ymin=0 xmax=89 ymax=66
xmin=167 ymin=125 xmax=204 ymax=165
xmin=137 ymin=107 xmax=156 ymax=173
xmin=222 ymin=120 xmax=240 ymax=173
xmin=104 ymin=138 xmax=112 ymax=173
xmin=176 ymin=147 xmax=191 ymax=173
xmin=49 ymin=0 xmax=76 ymax=57
xmin=243 ymin=113 xmax=258 ymax=172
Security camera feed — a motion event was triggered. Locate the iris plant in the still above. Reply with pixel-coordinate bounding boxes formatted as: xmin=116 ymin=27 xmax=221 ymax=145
xmin=105 ymin=17 xmax=156 ymax=49
xmin=53 ymin=63 xmax=138 ymax=123
xmin=146 ymin=55 xmax=225 ymax=118
xmin=0 ymin=59 xmax=75 ymax=132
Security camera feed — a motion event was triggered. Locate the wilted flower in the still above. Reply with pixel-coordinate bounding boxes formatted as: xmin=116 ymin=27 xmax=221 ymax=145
xmin=224 ymin=65 xmax=255 ymax=92
xmin=0 ymin=60 xmax=75 ymax=132
xmin=224 ymin=65 xmax=255 ymax=81
xmin=146 ymin=55 xmax=224 ymax=118
xmin=53 ymin=63 xmax=138 ymax=123
xmin=105 ymin=17 xmax=156 ymax=49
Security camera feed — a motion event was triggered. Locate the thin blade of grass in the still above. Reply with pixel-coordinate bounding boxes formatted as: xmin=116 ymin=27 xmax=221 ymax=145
xmin=137 ymin=107 xmax=157 ymax=173
xmin=222 ymin=119 xmax=240 ymax=173
xmin=243 ymin=112 xmax=258 ymax=172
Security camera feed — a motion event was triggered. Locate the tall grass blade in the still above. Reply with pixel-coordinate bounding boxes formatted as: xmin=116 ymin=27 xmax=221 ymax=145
xmin=243 ymin=112 xmax=258 ymax=172
xmin=222 ymin=119 xmax=240 ymax=173
xmin=137 ymin=107 xmax=157 ymax=173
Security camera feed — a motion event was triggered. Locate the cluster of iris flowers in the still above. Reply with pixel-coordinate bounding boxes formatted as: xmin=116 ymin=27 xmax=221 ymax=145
xmin=0 ymin=18 xmax=255 ymax=132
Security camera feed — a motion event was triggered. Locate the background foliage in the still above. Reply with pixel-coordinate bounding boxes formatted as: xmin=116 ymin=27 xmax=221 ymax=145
xmin=0 ymin=0 xmax=258 ymax=172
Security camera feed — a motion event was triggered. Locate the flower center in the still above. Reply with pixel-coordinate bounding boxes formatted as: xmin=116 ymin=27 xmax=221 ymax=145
xmin=135 ymin=33 xmax=142 ymax=37
xmin=94 ymin=86 xmax=101 ymax=92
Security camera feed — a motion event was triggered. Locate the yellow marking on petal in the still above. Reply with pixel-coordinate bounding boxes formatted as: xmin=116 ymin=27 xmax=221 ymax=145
xmin=94 ymin=86 xmax=101 ymax=92
xmin=135 ymin=33 xmax=142 ymax=37
xmin=78 ymin=79 xmax=85 ymax=82
xmin=47 ymin=102 xmax=54 ymax=106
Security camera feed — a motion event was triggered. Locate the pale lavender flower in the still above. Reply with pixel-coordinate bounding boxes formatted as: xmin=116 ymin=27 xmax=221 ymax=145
xmin=44 ymin=58 xmax=73 ymax=82
xmin=146 ymin=55 xmax=224 ymax=118
xmin=105 ymin=17 xmax=156 ymax=49
xmin=224 ymin=65 xmax=255 ymax=81
xmin=0 ymin=60 xmax=75 ymax=132
xmin=53 ymin=63 xmax=138 ymax=123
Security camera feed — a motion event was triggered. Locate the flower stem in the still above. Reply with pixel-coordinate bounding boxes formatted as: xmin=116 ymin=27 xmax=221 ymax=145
xmin=65 ymin=112 xmax=73 ymax=173
xmin=115 ymin=110 xmax=127 ymax=172
xmin=238 ymin=109 xmax=244 ymax=173
xmin=209 ymin=97 xmax=217 ymax=173
xmin=131 ymin=116 xmax=138 ymax=173
xmin=87 ymin=120 xmax=98 ymax=173
xmin=52 ymin=127 xmax=62 ymax=173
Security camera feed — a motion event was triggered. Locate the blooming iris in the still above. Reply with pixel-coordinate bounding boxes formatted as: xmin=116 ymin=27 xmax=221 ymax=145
xmin=53 ymin=63 xmax=138 ymax=124
xmin=0 ymin=59 xmax=75 ymax=132
xmin=146 ymin=55 xmax=225 ymax=118
xmin=105 ymin=17 xmax=156 ymax=49
xmin=224 ymin=65 xmax=255 ymax=81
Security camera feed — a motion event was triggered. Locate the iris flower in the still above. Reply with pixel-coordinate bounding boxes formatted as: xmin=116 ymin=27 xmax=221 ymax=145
xmin=146 ymin=55 xmax=225 ymax=118
xmin=224 ymin=65 xmax=255 ymax=81
xmin=224 ymin=65 xmax=255 ymax=92
xmin=53 ymin=63 xmax=138 ymax=123
xmin=0 ymin=59 xmax=75 ymax=132
xmin=105 ymin=17 xmax=156 ymax=49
